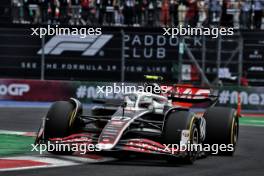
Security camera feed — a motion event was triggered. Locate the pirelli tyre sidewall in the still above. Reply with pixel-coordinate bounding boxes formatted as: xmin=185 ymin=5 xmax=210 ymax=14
xmin=44 ymin=101 xmax=79 ymax=154
xmin=163 ymin=110 xmax=199 ymax=164
xmin=204 ymin=107 xmax=239 ymax=156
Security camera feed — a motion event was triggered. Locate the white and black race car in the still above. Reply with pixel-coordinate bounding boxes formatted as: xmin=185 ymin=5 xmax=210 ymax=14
xmin=35 ymin=85 xmax=239 ymax=164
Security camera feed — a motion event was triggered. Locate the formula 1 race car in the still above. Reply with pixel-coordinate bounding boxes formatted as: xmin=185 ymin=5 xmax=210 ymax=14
xmin=35 ymin=84 xmax=239 ymax=164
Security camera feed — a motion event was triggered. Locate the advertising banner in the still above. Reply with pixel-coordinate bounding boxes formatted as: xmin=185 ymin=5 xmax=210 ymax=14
xmin=1 ymin=25 xmax=263 ymax=84
xmin=218 ymin=86 xmax=264 ymax=111
xmin=0 ymin=79 xmax=115 ymax=102
xmin=0 ymin=79 xmax=263 ymax=111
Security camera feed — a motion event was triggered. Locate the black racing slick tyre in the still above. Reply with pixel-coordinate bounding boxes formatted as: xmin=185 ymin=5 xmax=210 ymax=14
xmin=204 ymin=107 xmax=239 ymax=156
xmin=44 ymin=101 xmax=77 ymax=155
xmin=163 ymin=110 xmax=199 ymax=164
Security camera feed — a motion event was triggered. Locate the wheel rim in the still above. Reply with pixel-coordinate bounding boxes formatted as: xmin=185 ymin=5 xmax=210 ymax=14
xmin=187 ymin=127 xmax=199 ymax=162
xmin=192 ymin=128 xmax=199 ymax=145
xmin=232 ymin=119 xmax=238 ymax=145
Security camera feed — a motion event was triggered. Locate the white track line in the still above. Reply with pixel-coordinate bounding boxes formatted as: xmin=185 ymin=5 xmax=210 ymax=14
xmin=0 ymin=130 xmax=36 ymax=136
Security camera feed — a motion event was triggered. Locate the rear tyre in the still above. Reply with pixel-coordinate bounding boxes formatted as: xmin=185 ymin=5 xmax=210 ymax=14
xmin=204 ymin=107 xmax=239 ymax=156
xmin=44 ymin=101 xmax=77 ymax=154
xmin=163 ymin=110 xmax=199 ymax=164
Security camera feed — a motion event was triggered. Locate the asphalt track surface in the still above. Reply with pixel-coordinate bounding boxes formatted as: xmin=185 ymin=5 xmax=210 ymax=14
xmin=0 ymin=107 xmax=264 ymax=176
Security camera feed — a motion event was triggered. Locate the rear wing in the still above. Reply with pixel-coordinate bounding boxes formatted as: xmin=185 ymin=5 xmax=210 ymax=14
xmin=160 ymin=85 xmax=218 ymax=107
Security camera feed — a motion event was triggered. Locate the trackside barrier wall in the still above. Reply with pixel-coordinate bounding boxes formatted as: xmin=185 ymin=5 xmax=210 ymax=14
xmin=0 ymin=79 xmax=263 ymax=111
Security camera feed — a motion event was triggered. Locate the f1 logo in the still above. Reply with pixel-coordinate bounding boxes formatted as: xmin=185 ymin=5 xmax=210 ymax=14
xmin=37 ymin=35 xmax=113 ymax=56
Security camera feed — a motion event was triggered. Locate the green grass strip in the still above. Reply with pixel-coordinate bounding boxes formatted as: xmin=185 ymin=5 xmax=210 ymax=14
xmin=0 ymin=134 xmax=35 ymax=157
xmin=240 ymin=117 xmax=264 ymax=127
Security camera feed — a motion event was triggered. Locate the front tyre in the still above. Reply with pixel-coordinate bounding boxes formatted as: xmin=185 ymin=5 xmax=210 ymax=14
xmin=44 ymin=101 xmax=79 ymax=154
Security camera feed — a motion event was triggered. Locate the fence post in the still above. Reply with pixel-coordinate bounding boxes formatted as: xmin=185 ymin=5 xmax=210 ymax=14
xmin=40 ymin=35 xmax=45 ymax=80
xmin=216 ymin=35 xmax=222 ymax=85
xmin=201 ymin=35 xmax=206 ymax=86
xmin=178 ymin=36 xmax=184 ymax=83
xmin=238 ymin=36 xmax=244 ymax=86
xmin=121 ymin=29 xmax=125 ymax=82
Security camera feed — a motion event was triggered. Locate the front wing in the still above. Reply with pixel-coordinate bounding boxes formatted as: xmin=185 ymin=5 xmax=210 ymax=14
xmin=45 ymin=133 xmax=189 ymax=157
